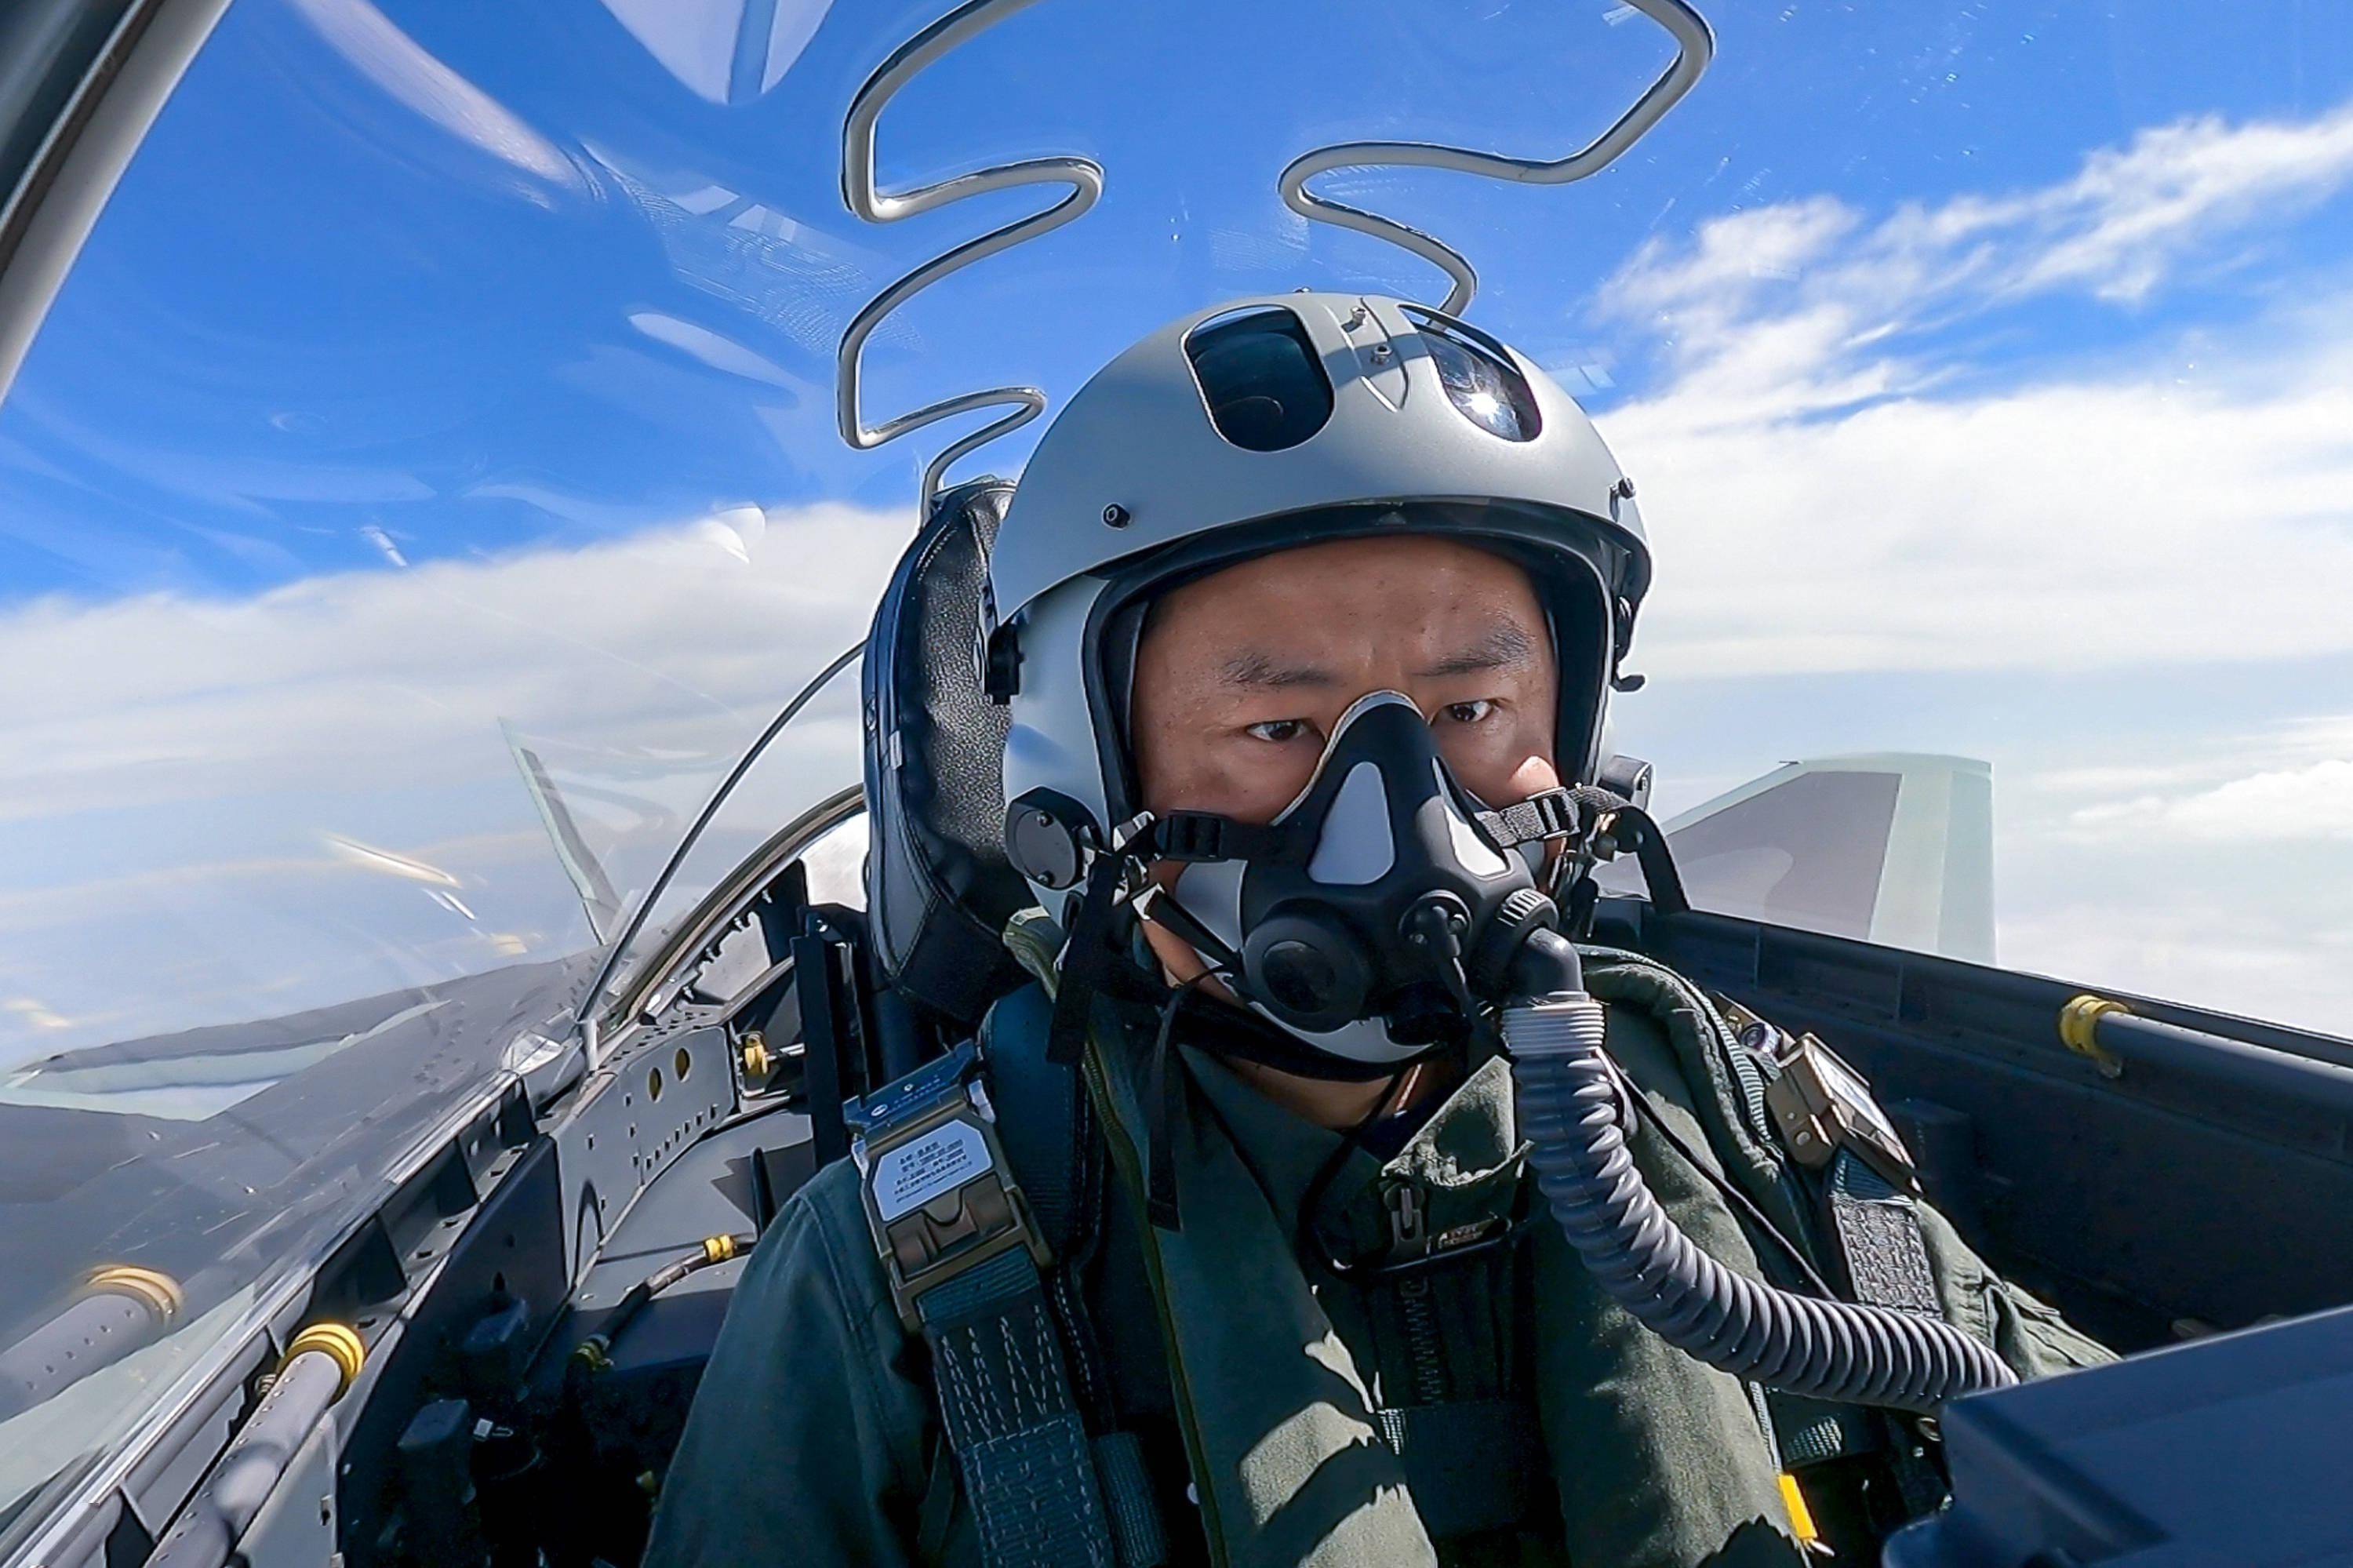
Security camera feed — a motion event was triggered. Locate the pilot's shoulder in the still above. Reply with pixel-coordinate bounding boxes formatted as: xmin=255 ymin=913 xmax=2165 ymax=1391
xmin=731 ymin=1156 xmax=895 ymax=1342
xmin=1594 ymin=992 xmax=1688 ymax=1097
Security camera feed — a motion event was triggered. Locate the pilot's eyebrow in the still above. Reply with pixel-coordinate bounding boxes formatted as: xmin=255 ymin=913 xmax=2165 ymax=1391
xmin=1219 ymin=651 xmax=1339 ymax=689
xmin=1414 ymin=622 xmax=1535 ymax=679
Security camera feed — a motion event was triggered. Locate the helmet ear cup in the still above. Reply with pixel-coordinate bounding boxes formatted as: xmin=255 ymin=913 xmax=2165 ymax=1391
xmin=1241 ymin=909 xmax=1373 ymax=1033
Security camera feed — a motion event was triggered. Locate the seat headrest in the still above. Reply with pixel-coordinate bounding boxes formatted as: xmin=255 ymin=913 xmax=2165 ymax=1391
xmin=860 ymin=478 xmax=1033 ymax=1028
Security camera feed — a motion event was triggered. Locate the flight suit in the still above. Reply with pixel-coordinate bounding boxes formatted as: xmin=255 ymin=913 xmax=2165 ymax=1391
xmin=644 ymin=959 xmax=2109 ymax=1568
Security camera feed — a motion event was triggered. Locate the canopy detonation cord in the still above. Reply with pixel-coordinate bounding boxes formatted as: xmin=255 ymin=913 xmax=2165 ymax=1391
xmin=837 ymin=0 xmax=1102 ymax=513
xmin=1278 ymin=0 xmax=1715 ymax=317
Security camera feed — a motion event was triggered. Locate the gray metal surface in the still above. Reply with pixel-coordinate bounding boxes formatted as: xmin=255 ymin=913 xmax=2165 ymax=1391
xmin=0 ymin=1288 xmax=170 ymax=1424
xmin=1884 ymin=1303 xmax=2353 ymax=1567
xmin=1631 ymin=902 xmax=2353 ymax=1348
xmin=555 ymin=1020 xmax=737 ymax=1286
xmin=224 ymin=1417 xmax=336 ymax=1568
xmin=144 ymin=1348 xmax=341 ymax=1568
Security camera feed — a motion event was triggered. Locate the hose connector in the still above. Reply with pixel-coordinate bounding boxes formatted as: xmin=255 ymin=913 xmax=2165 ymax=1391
xmin=1500 ymin=991 xmax=1607 ymax=1059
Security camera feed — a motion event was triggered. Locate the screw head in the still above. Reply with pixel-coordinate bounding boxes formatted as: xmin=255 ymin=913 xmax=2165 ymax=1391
xmin=1102 ymin=504 xmax=1130 ymax=528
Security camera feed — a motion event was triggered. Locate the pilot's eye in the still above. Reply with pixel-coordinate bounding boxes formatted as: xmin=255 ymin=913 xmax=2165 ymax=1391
xmin=1245 ymin=719 xmax=1311 ymax=744
xmin=1441 ymin=700 xmax=1496 ymax=726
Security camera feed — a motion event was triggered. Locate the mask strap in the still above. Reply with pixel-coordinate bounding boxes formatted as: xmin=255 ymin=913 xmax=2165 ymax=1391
xmin=1130 ymin=883 xmax=1245 ymax=980
xmin=1144 ymin=971 xmax=1221 ymax=1231
xmin=1129 ymin=810 xmax=1294 ymax=865
xmin=1046 ymin=853 xmax=1128 ymax=1067
xmin=1472 ymin=784 xmax=1592 ymax=850
xmin=1530 ymin=788 xmax=1689 ymax=933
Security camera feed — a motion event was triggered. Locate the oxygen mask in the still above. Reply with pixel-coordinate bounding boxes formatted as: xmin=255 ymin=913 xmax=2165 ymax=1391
xmin=1159 ymin=690 xmax=1564 ymax=1065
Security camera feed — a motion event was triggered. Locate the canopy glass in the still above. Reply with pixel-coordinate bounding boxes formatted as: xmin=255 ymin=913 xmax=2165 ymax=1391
xmin=2 ymin=0 xmax=2349 ymax=1549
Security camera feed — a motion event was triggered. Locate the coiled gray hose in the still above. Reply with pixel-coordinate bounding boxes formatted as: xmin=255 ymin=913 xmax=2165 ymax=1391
xmin=1504 ymin=932 xmax=2016 ymax=1413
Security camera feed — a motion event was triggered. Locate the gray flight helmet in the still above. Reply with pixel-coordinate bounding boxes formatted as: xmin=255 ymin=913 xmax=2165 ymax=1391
xmin=984 ymin=292 xmax=1652 ymax=915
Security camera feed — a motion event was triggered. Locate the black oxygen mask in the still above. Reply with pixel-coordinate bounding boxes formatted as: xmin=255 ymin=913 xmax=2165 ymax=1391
xmin=1167 ymin=690 xmax=1561 ymax=1066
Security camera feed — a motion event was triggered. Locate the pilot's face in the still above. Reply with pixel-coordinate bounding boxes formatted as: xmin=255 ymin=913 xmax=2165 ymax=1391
xmin=1129 ymin=533 xmax=1562 ymax=828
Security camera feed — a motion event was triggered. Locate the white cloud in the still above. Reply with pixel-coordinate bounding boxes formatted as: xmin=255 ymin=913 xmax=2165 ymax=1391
xmin=2064 ymin=757 xmax=2353 ymax=843
xmin=0 ymin=501 xmax=900 ymax=821
xmin=1604 ymin=99 xmax=2353 ymax=369
xmin=0 ymin=504 xmax=906 ymax=1059
xmin=1589 ymin=99 xmax=2353 ymax=682
xmin=1592 ymin=102 xmax=2353 ymax=1038
xmin=1998 ymin=895 xmax=2353 ymax=1037
xmin=2018 ymin=107 xmax=2353 ymax=301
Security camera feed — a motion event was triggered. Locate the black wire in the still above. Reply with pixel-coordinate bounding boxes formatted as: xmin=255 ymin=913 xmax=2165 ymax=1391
xmin=1595 ymin=1051 xmax=1836 ymax=1299
xmin=1145 ymin=970 xmax=1222 ymax=1231
xmin=1291 ymin=1068 xmax=1416 ymax=1273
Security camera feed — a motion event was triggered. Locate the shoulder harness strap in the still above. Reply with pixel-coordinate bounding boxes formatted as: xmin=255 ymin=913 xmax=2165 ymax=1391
xmin=847 ymin=1042 xmax=1118 ymax=1568
xmin=1586 ymin=958 xmax=1954 ymax=1486
xmin=1718 ymin=1000 xmax=1952 ymax=1512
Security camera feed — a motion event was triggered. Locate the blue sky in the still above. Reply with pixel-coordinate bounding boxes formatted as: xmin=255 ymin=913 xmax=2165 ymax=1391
xmin=2 ymin=0 xmax=2351 ymax=1055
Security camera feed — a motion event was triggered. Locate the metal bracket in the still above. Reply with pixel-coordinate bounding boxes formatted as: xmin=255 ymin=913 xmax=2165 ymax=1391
xmin=1277 ymin=0 xmax=1715 ymax=315
xmin=1763 ymin=1031 xmax=1922 ymax=1195
xmin=848 ymin=1043 xmax=1050 ymax=1332
xmin=837 ymin=0 xmax=1104 ymax=514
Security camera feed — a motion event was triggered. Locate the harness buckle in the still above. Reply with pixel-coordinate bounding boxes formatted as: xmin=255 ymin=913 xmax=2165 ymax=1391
xmin=847 ymin=1042 xmax=1052 ymax=1333
xmin=1758 ymin=1029 xmax=1920 ymax=1195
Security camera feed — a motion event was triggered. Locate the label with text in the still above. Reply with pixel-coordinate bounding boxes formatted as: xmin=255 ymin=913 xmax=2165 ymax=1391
xmin=873 ymin=1119 xmax=991 ymax=1222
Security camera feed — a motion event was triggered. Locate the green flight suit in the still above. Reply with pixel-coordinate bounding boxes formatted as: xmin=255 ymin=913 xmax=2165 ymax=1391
xmin=645 ymin=958 xmax=2109 ymax=1568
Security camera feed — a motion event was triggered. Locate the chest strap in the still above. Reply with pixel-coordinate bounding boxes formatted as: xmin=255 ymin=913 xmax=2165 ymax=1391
xmin=849 ymin=1043 xmax=1118 ymax=1568
xmin=1824 ymin=1151 xmax=1940 ymax=1317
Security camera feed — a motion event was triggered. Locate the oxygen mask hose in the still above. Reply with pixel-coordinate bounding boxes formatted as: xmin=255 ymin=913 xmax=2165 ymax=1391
xmin=1502 ymin=927 xmax=2017 ymax=1413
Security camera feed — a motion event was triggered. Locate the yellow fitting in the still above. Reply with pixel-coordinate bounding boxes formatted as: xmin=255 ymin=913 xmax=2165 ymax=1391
xmin=284 ymin=1322 xmax=366 ymax=1399
xmin=2059 ymin=994 xmax=2129 ymax=1078
xmin=700 ymin=1234 xmax=740 ymax=1265
xmin=85 ymin=1265 xmax=183 ymax=1323
xmin=740 ymin=1032 xmax=773 ymax=1079
xmin=1777 ymin=1472 xmax=1819 ymax=1545
xmin=572 ymin=1337 xmax=613 ymax=1372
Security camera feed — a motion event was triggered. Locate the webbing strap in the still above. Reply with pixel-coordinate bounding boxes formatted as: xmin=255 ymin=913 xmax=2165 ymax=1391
xmin=1818 ymin=1151 xmax=1949 ymax=1514
xmin=918 ymin=1248 xmax=1117 ymax=1568
xmin=1824 ymin=1151 xmax=1940 ymax=1317
xmin=1474 ymin=787 xmax=1584 ymax=848
xmin=1091 ymin=1430 xmax=1169 ymax=1568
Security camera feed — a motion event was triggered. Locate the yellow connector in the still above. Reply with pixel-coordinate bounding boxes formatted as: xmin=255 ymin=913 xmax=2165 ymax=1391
xmin=2059 ymin=994 xmax=2129 ymax=1079
xmin=284 ymin=1322 xmax=367 ymax=1399
xmin=1777 ymin=1472 xmax=1819 ymax=1546
xmin=85 ymin=1264 xmax=183 ymax=1323
xmin=700 ymin=1234 xmax=740 ymax=1265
